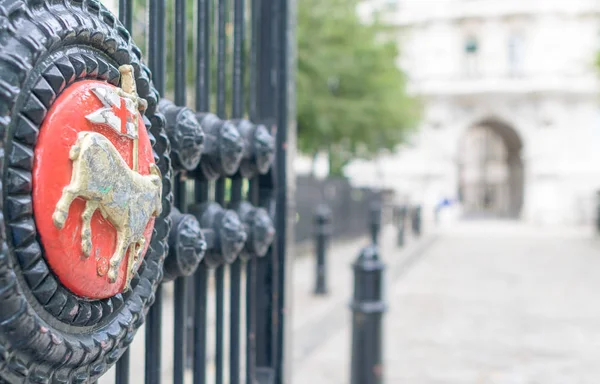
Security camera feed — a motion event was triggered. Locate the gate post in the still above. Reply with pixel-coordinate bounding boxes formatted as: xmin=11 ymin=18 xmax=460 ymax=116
xmin=314 ymin=204 xmax=331 ymax=295
xmin=369 ymin=200 xmax=382 ymax=245
xmin=350 ymin=245 xmax=386 ymax=384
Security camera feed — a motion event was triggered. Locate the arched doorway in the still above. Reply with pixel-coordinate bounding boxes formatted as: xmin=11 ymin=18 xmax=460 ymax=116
xmin=457 ymin=119 xmax=524 ymax=219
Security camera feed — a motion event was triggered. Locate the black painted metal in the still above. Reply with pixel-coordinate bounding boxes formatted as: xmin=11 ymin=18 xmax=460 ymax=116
xmin=230 ymin=0 xmax=245 ymax=378
xmin=350 ymin=246 xmax=387 ymax=384
xmin=118 ymin=0 xmax=133 ymax=31
xmin=171 ymin=0 xmax=190 ymax=380
xmin=0 ymin=0 xmax=289 ymax=380
xmin=253 ymin=0 xmax=280 ymax=379
xmin=295 ymin=176 xmax=386 ymax=245
xmin=370 ymin=200 xmax=383 ymax=245
xmin=193 ymin=263 xmax=209 ymax=384
xmin=314 ymin=204 xmax=331 ymax=295
xmin=115 ymin=2 xmax=134 ymax=383
xmin=0 ymin=0 xmax=172 ymax=380
xmin=115 ymin=350 xmax=130 ymax=384
xmin=192 ymin=0 xmax=211 ymax=379
xmin=412 ymin=205 xmax=422 ymax=237
xmin=145 ymin=0 xmax=166 ymax=381
xmin=174 ymin=277 xmax=187 ymax=384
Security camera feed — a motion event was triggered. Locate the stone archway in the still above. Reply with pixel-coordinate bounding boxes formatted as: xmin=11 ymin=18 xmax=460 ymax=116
xmin=457 ymin=119 xmax=524 ymax=219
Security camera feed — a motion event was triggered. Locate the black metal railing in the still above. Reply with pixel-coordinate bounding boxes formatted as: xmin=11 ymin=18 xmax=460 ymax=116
xmin=295 ymin=175 xmax=390 ymax=244
xmin=109 ymin=0 xmax=292 ymax=382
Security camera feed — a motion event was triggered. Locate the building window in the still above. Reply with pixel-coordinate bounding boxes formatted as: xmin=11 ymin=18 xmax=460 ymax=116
xmin=508 ymin=34 xmax=525 ymax=77
xmin=464 ymin=35 xmax=479 ymax=77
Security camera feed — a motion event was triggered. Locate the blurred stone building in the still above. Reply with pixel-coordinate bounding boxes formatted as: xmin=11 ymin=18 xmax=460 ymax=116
xmin=347 ymin=0 xmax=600 ymax=226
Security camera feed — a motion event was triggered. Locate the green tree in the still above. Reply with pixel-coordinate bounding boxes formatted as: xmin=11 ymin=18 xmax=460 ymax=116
xmin=297 ymin=0 xmax=419 ymax=176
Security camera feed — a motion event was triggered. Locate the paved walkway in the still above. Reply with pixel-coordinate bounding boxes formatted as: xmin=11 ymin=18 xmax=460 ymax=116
xmin=292 ymin=221 xmax=600 ymax=384
xmin=100 ymin=224 xmax=417 ymax=383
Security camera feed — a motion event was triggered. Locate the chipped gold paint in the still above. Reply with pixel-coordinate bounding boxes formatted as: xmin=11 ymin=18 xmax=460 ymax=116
xmin=52 ymin=65 xmax=162 ymax=291
xmin=117 ymin=64 xmax=146 ymax=172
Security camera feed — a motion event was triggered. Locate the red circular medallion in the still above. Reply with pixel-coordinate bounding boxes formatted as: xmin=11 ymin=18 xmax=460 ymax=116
xmin=33 ymin=80 xmax=156 ymax=299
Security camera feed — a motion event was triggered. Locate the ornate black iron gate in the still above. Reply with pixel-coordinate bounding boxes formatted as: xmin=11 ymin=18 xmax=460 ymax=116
xmin=0 ymin=0 xmax=294 ymax=382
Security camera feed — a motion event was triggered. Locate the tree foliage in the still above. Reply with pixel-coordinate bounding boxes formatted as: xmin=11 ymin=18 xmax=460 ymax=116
xmin=130 ymin=0 xmax=418 ymax=176
xmin=297 ymin=0 xmax=419 ymax=175
xmin=132 ymin=0 xmax=248 ymax=114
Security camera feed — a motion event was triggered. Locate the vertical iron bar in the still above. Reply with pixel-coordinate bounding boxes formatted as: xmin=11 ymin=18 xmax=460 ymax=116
xmin=245 ymin=1 xmax=259 ymax=380
xmin=115 ymin=349 xmax=130 ymax=384
xmin=248 ymin=0 xmax=259 ymax=122
xmin=229 ymin=179 xmax=243 ymax=384
xmin=246 ymin=180 xmax=259 ymax=382
xmin=230 ymin=260 xmax=242 ymax=384
xmin=214 ymin=179 xmax=226 ymax=384
xmin=148 ymin=0 xmax=166 ymax=95
xmin=229 ymin=0 xmax=245 ymax=380
xmin=274 ymin=0 xmax=293 ymax=377
xmin=196 ymin=0 xmax=211 ymax=113
xmin=193 ymin=263 xmax=209 ymax=384
xmin=174 ymin=0 xmax=187 ymax=106
xmin=231 ymin=0 xmax=244 ymax=119
xmin=172 ymin=181 xmax=188 ymax=384
xmin=253 ymin=0 xmax=277 ymax=380
xmin=193 ymin=0 xmax=211 ymax=381
xmin=145 ymin=285 xmax=162 ymax=384
xmin=118 ymin=0 xmax=133 ymax=32
xmin=215 ymin=0 xmax=228 ymax=382
xmin=173 ymin=0 xmax=188 ymax=382
xmin=174 ymin=277 xmax=188 ymax=384
xmin=215 ymin=265 xmax=225 ymax=384
xmin=115 ymin=1 xmax=134 ymax=382
xmin=245 ymin=257 xmax=256 ymax=383
xmin=216 ymin=0 xmax=227 ymax=119
xmin=145 ymin=0 xmax=165 ymax=382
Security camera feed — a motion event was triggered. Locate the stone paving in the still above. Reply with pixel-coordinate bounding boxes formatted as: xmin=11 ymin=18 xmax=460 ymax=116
xmin=99 ymin=224 xmax=419 ymax=383
xmin=292 ymin=221 xmax=600 ymax=384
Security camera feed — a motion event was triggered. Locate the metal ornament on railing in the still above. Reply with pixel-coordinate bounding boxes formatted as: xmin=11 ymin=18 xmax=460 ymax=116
xmin=159 ymin=99 xmax=205 ymax=171
xmin=233 ymin=201 xmax=275 ymax=260
xmin=195 ymin=113 xmax=245 ymax=179
xmin=236 ymin=120 xmax=275 ymax=177
xmin=189 ymin=202 xmax=248 ymax=268
xmin=0 ymin=4 xmax=172 ymax=382
xmin=163 ymin=207 xmax=207 ymax=281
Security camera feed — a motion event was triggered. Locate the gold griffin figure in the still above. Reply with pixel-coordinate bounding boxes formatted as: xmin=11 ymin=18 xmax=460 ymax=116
xmin=52 ymin=65 xmax=162 ymax=290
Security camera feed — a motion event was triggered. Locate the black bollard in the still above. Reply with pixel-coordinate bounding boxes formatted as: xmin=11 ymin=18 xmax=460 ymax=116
xmin=369 ymin=200 xmax=382 ymax=245
xmin=314 ymin=204 xmax=332 ymax=295
xmin=412 ymin=205 xmax=422 ymax=237
xmin=350 ymin=245 xmax=386 ymax=384
xmin=396 ymin=205 xmax=407 ymax=247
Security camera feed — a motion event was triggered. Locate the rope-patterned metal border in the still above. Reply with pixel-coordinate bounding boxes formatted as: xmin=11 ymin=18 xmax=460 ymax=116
xmin=5 ymin=47 xmax=154 ymax=326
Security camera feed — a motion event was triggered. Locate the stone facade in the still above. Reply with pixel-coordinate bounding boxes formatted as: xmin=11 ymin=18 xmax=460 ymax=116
xmin=347 ymin=0 xmax=600 ymax=226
